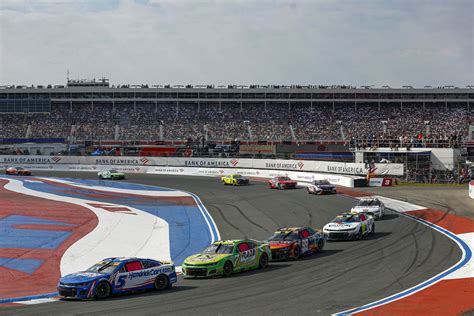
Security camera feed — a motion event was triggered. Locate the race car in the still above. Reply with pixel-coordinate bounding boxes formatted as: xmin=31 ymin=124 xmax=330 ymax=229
xmin=307 ymin=179 xmax=337 ymax=195
xmin=323 ymin=212 xmax=375 ymax=241
xmin=268 ymin=176 xmax=297 ymax=189
xmin=57 ymin=257 xmax=177 ymax=300
xmin=98 ymin=169 xmax=125 ymax=180
xmin=221 ymin=174 xmax=250 ymax=186
xmin=266 ymin=227 xmax=325 ymax=261
xmin=351 ymin=198 xmax=385 ymax=220
xmin=182 ymin=239 xmax=271 ymax=278
xmin=5 ymin=167 xmax=31 ymax=176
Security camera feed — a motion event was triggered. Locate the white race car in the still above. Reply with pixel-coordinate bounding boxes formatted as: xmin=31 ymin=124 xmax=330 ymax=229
xmin=307 ymin=180 xmax=337 ymax=195
xmin=323 ymin=212 xmax=375 ymax=241
xmin=351 ymin=198 xmax=385 ymax=220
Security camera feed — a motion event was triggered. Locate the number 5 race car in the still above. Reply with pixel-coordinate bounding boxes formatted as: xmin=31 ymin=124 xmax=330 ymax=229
xmin=221 ymin=174 xmax=250 ymax=186
xmin=306 ymin=180 xmax=337 ymax=195
xmin=98 ymin=169 xmax=125 ymax=180
xmin=323 ymin=212 xmax=375 ymax=241
xmin=5 ymin=167 xmax=32 ymax=176
xmin=266 ymin=227 xmax=325 ymax=261
xmin=351 ymin=198 xmax=385 ymax=220
xmin=182 ymin=239 xmax=271 ymax=278
xmin=57 ymin=257 xmax=177 ymax=300
xmin=268 ymin=176 xmax=298 ymax=189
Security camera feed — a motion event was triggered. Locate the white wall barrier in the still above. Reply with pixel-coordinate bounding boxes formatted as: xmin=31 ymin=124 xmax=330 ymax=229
xmin=0 ymin=163 xmax=362 ymax=188
xmin=0 ymin=155 xmax=404 ymax=176
xmin=470 ymin=181 xmax=474 ymax=199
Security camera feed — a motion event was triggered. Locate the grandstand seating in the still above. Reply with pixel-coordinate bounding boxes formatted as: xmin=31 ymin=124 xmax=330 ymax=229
xmin=0 ymin=103 xmax=471 ymax=146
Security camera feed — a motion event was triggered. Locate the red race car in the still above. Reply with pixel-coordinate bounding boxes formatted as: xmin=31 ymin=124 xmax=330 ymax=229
xmin=268 ymin=176 xmax=297 ymax=189
xmin=266 ymin=227 xmax=326 ymax=261
xmin=5 ymin=167 xmax=32 ymax=176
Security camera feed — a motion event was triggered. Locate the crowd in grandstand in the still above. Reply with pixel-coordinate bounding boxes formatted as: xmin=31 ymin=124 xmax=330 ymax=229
xmin=0 ymin=103 xmax=471 ymax=148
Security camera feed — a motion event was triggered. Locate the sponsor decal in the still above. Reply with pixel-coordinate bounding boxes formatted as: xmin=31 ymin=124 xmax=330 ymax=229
xmin=127 ymin=267 xmax=171 ymax=280
xmin=297 ymin=161 xmax=304 ymax=169
xmin=230 ymin=159 xmax=239 ymax=167
xmin=51 ymin=156 xmax=62 ymax=163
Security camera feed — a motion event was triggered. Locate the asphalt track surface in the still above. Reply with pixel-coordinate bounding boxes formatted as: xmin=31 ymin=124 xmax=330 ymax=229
xmin=2 ymin=172 xmax=462 ymax=316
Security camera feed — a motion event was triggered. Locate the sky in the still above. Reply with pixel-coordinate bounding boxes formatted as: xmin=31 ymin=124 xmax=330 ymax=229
xmin=0 ymin=0 xmax=473 ymax=87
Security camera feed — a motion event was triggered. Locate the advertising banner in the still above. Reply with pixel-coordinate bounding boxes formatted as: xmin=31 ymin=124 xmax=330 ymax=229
xmin=0 ymin=155 xmax=404 ymax=176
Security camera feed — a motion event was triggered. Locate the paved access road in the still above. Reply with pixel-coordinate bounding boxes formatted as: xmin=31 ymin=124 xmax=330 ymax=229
xmin=2 ymin=172 xmax=462 ymax=315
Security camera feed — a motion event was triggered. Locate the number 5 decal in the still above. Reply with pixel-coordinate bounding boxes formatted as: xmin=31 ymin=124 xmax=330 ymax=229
xmin=116 ymin=275 xmax=126 ymax=288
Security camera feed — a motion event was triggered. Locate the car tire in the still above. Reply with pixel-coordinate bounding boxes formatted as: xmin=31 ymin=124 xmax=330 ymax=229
xmin=154 ymin=274 xmax=169 ymax=291
xmin=277 ymin=183 xmax=282 ymax=190
xmin=356 ymin=228 xmax=363 ymax=240
xmin=307 ymin=187 xmax=311 ymax=194
xmin=259 ymin=253 xmax=269 ymax=269
xmin=94 ymin=281 xmax=111 ymax=299
xmin=292 ymin=246 xmax=301 ymax=260
xmin=317 ymin=239 xmax=325 ymax=252
xmin=223 ymin=261 xmax=233 ymax=277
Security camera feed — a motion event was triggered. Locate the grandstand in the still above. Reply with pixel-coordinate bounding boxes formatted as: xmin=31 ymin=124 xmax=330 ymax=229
xmin=0 ymin=80 xmax=472 ymax=146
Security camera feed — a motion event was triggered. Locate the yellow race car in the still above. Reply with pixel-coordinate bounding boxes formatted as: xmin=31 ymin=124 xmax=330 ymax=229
xmin=221 ymin=174 xmax=250 ymax=186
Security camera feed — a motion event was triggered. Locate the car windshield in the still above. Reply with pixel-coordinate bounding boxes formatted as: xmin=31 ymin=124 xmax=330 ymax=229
xmin=333 ymin=215 xmax=360 ymax=223
xmin=16 ymin=167 xmax=23 ymax=170
xmin=314 ymin=180 xmax=330 ymax=185
xmin=357 ymin=200 xmax=380 ymax=206
xmin=267 ymin=231 xmax=300 ymax=241
xmin=110 ymin=170 xmax=118 ymax=173
xmin=202 ymin=244 xmax=234 ymax=254
xmin=233 ymin=175 xmax=242 ymax=178
xmin=278 ymin=177 xmax=290 ymax=181
xmin=85 ymin=261 xmax=119 ymax=274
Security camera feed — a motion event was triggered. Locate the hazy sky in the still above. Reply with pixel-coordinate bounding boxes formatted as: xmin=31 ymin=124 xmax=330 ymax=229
xmin=0 ymin=0 xmax=472 ymax=87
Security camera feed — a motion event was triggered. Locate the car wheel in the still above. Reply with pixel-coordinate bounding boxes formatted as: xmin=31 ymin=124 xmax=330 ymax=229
xmin=259 ymin=253 xmax=269 ymax=269
xmin=292 ymin=246 xmax=300 ymax=260
xmin=317 ymin=239 xmax=325 ymax=252
xmin=95 ymin=281 xmax=111 ymax=299
xmin=277 ymin=183 xmax=282 ymax=190
xmin=307 ymin=187 xmax=311 ymax=194
xmin=223 ymin=261 xmax=233 ymax=277
xmin=154 ymin=274 xmax=169 ymax=290
xmin=356 ymin=228 xmax=363 ymax=240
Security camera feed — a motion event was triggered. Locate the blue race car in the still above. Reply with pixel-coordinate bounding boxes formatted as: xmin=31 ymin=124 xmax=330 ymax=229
xmin=57 ymin=257 xmax=177 ymax=300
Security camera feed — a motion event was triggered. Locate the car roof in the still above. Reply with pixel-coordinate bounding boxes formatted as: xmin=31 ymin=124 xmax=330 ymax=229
xmin=213 ymin=239 xmax=246 ymax=245
xmin=101 ymin=257 xmax=159 ymax=263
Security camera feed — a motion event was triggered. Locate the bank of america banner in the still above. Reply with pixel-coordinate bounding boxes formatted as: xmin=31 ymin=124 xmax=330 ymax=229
xmin=0 ymin=155 xmax=404 ymax=176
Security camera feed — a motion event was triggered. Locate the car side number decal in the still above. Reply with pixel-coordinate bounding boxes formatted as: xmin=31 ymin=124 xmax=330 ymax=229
xmin=116 ymin=275 xmax=126 ymax=288
xmin=301 ymin=239 xmax=309 ymax=252
xmin=239 ymin=249 xmax=256 ymax=263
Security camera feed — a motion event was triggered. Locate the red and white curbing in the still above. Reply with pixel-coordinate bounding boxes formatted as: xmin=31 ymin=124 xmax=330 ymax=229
xmin=335 ymin=194 xmax=474 ymax=315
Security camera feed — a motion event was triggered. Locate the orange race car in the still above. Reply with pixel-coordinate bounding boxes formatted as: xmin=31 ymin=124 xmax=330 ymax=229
xmin=5 ymin=166 xmax=32 ymax=176
xmin=265 ymin=227 xmax=325 ymax=261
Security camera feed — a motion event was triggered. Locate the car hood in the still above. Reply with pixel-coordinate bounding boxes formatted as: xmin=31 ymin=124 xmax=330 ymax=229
xmin=184 ymin=253 xmax=231 ymax=265
xmin=317 ymin=185 xmax=335 ymax=189
xmin=60 ymin=272 xmax=104 ymax=284
xmin=324 ymin=222 xmax=359 ymax=230
xmin=352 ymin=206 xmax=380 ymax=211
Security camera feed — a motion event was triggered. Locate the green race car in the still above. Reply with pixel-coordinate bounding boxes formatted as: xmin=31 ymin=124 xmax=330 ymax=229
xmin=98 ymin=169 xmax=126 ymax=180
xmin=182 ymin=239 xmax=271 ymax=278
